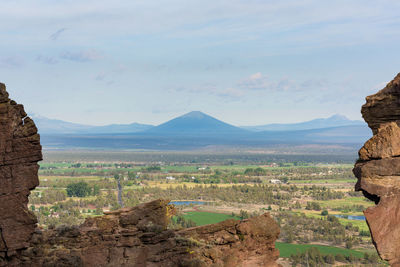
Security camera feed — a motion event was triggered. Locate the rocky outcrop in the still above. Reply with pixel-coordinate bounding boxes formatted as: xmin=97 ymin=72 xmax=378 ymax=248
xmin=354 ymin=73 xmax=400 ymax=266
xmin=0 ymin=83 xmax=280 ymax=267
xmin=0 ymin=83 xmax=42 ymax=260
xmin=12 ymin=199 xmax=280 ymax=267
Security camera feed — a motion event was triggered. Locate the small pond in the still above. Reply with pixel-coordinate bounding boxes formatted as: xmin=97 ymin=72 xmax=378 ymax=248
xmin=333 ymin=214 xmax=366 ymax=221
xmin=169 ymin=201 xmax=207 ymax=206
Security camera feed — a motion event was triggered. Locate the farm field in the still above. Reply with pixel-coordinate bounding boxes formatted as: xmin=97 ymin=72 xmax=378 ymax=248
xmin=180 ymin=211 xmax=240 ymax=226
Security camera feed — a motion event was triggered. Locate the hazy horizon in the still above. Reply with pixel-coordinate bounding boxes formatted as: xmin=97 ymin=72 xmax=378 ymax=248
xmin=32 ymin=110 xmax=363 ymax=127
xmin=2 ymin=1 xmax=399 ymax=125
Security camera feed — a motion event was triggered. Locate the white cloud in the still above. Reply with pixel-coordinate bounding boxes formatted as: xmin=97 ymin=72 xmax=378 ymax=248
xmin=249 ymin=72 xmax=262 ymax=80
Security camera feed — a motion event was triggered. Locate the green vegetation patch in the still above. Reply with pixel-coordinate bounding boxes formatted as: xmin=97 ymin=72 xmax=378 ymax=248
xmin=182 ymin=211 xmax=239 ymax=226
xmin=276 ymin=242 xmax=364 ymax=258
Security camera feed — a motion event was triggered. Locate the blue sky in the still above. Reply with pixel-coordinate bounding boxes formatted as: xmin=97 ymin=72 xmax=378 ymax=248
xmin=1 ymin=0 xmax=400 ymax=126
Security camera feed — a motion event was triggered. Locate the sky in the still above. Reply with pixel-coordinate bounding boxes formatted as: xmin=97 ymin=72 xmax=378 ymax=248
xmin=1 ymin=0 xmax=400 ymax=126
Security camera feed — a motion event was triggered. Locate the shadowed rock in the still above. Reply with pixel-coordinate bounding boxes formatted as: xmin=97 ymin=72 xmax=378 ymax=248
xmin=0 ymin=82 xmax=42 ymax=260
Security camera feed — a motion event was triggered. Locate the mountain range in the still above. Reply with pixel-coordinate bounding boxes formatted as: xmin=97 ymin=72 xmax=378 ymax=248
xmin=34 ymin=112 xmax=364 ymax=135
xmin=34 ymin=111 xmax=371 ymax=150
xmin=32 ymin=115 xmax=153 ymax=134
xmin=241 ymin=114 xmax=364 ymax=132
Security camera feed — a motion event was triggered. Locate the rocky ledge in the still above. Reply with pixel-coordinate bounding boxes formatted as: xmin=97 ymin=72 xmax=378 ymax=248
xmin=12 ymin=199 xmax=280 ymax=267
xmin=0 ymin=83 xmax=280 ymax=267
xmin=354 ymin=73 xmax=400 ymax=266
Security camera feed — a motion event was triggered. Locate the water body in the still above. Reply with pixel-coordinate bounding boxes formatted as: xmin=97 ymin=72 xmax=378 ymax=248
xmin=333 ymin=214 xmax=366 ymax=221
xmin=170 ymin=201 xmax=207 ymax=206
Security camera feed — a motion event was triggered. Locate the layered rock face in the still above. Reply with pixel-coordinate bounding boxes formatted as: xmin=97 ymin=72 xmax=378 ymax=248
xmin=0 ymin=83 xmax=42 ymax=260
xmin=354 ymin=73 xmax=400 ymax=266
xmin=0 ymin=83 xmax=280 ymax=266
xmin=17 ymin=199 xmax=280 ymax=267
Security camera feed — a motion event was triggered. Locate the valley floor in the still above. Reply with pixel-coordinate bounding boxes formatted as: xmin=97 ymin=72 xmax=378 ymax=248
xmin=30 ymin=151 xmax=386 ymax=266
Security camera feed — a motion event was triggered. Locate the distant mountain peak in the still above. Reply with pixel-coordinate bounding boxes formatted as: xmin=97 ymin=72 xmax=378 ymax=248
xmin=145 ymin=111 xmax=247 ymax=136
xmin=180 ymin=111 xmax=208 ymax=119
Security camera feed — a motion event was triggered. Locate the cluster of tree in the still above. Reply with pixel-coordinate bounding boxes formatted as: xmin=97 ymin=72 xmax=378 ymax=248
xmin=305 ymin=201 xmax=322 ymax=211
xmin=244 ymin=167 xmax=267 ymax=176
xmin=114 ymin=163 xmax=136 ymax=168
xmin=39 ymin=177 xmax=118 ymax=190
xmin=127 ymin=184 xmax=292 ymax=205
xmin=29 ymin=189 xmax=66 ymax=205
xmin=66 ymin=182 xmax=100 ymax=197
xmin=289 ymin=247 xmax=381 ymax=266
xmin=277 ymin=212 xmax=366 ymax=247
xmin=289 ymin=247 xmax=336 ymax=266
xmin=306 ymin=186 xmax=345 ymax=200
xmin=332 ymin=204 xmax=366 ymax=213
xmin=33 ymin=201 xmax=84 ymax=228
xmin=141 ymin=166 xmax=162 ymax=172
xmin=169 ymin=215 xmax=197 ymax=229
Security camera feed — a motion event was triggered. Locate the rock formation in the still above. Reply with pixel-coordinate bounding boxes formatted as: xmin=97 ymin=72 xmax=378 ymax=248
xmin=0 ymin=83 xmax=42 ymax=260
xmin=15 ymin=199 xmax=280 ymax=267
xmin=354 ymin=73 xmax=400 ymax=266
xmin=0 ymin=83 xmax=280 ymax=267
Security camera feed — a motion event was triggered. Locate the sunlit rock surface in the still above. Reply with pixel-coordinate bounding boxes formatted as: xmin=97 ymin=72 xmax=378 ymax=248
xmin=354 ymin=73 xmax=400 ymax=266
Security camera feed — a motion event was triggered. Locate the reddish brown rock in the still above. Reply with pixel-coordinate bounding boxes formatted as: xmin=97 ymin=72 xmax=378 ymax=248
xmin=354 ymin=73 xmax=400 ymax=266
xmin=0 ymin=83 xmax=42 ymax=261
xmin=359 ymin=122 xmax=400 ymax=160
xmin=362 ymin=73 xmax=400 ymax=134
xmin=15 ymin=199 xmax=280 ymax=267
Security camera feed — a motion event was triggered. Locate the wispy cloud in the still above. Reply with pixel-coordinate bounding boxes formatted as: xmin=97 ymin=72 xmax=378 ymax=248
xmin=60 ymin=49 xmax=103 ymax=62
xmin=216 ymin=87 xmax=244 ymax=99
xmin=49 ymin=28 xmax=66 ymax=40
xmin=237 ymin=73 xmax=298 ymax=92
xmin=173 ymin=72 xmax=337 ymax=103
xmin=36 ymin=55 xmax=58 ymax=64
xmin=173 ymin=82 xmax=244 ymax=101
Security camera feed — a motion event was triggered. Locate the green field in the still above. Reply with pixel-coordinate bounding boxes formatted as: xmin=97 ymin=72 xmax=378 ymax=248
xmin=276 ymin=242 xmax=364 ymax=258
xmin=182 ymin=211 xmax=240 ymax=226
